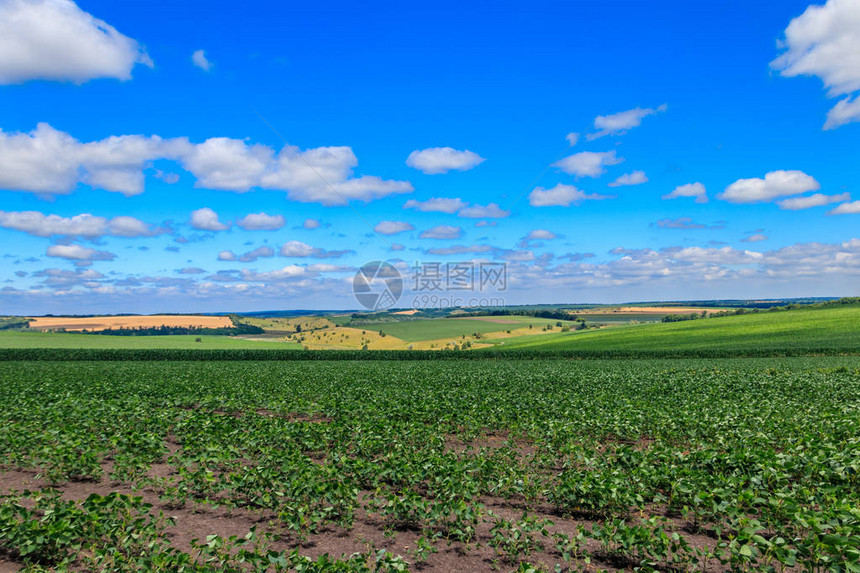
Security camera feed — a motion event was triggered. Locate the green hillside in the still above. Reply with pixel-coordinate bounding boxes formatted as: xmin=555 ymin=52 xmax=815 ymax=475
xmin=488 ymin=303 xmax=860 ymax=353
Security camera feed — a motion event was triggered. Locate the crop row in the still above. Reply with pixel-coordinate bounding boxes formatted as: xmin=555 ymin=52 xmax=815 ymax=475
xmin=0 ymin=358 xmax=858 ymax=571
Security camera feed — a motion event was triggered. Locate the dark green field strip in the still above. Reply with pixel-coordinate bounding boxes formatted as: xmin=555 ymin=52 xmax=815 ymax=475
xmin=0 ymin=346 xmax=858 ymax=361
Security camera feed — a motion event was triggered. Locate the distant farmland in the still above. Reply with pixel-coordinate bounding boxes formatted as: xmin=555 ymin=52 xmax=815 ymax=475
xmin=28 ymin=315 xmax=233 ymax=332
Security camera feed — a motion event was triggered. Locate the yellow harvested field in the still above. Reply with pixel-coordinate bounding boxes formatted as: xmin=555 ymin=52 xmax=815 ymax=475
xmin=588 ymin=306 xmax=720 ymax=314
xmin=28 ymin=315 xmax=233 ymax=332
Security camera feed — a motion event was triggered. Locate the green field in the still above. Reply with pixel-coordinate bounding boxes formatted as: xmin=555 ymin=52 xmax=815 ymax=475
xmin=490 ymin=303 xmax=860 ymax=353
xmin=0 ymin=357 xmax=857 ymax=571
xmin=370 ymin=316 xmax=571 ymax=342
xmin=0 ymin=331 xmax=301 ymax=349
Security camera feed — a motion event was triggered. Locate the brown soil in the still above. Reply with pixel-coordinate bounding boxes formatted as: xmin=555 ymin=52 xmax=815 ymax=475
xmin=0 ymin=434 xmax=739 ymax=572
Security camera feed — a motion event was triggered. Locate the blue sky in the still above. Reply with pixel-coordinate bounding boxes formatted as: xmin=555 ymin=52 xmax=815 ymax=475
xmin=1 ymin=0 xmax=859 ymax=313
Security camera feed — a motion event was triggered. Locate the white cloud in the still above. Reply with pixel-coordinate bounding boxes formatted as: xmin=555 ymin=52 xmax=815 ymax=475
xmin=373 ymin=220 xmax=414 ymax=235
xmin=0 ymin=210 xmax=158 ymax=238
xmin=663 ymin=182 xmax=708 ymax=203
xmin=179 ymin=137 xmax=271 ymax=191
xmin=824 ymin=95 xmax=860 ymax=130
xmin=529 ymin=184 xmax=612 ymax=207
xmin=457 ymin=203 xmax=510 ymax=218
xmin=657 ymin=218 xmax=708 ymax=230
xmin=772 ymin=0 xmax=860 ymax=129
xmin=303 ymin=219 xmax=321 ymax=229
xmin=218 ymin=246 xmax=274 ymax=263
xmin=190 ymin=208 xmax=229 ymax=231
xmin=742 ymin=234 xmax=768 ymax=243
xmin=720 ymin=171 xmax=820 ymax=204
xmin=526 ymin=229 xmax=557 ymax=240
xmin=0 ymin=0 xmax=152 ymax=85
xmin=0 ymin=123 xmax=167 ymax=196
xmin=565 ymin=132 xmax=579 ymax=146
xmin=390 ymin=243 xmax=405 ymax=251
xmin=426 ymin=244 xmax=493 ymax=256
xmin=828 ymin=200 xmax=860 ymax=215
xmin=107 ymin=215 xmax=157 ymax=237
xmin=777 ymin=192 xmax=850 ymax=210
xmin=236 ymin=212 xmax=285 ymax=231
xmin=191 ymin=49 xmax=212 ymax=71
xmin=279 ymin=240 xmax=352 ymax=258
xmin=588 ymin=105 xmax=667 ymax=139
xmin=0 ymin=123 xmax=411 ymax=203
xmin=46 ymin=244 xmax=115 ymax=263
xmin=404 ymin=197 xmax=467 ymax=214
xmin=258 ymin=146 xmax=413 ymax=205
xmin=553 ymin=150 xmax=623 ymax=178
xmin=405 ymin=147 xmax=485 ymax=174
xmin=241 ymin=265 xmax=306 ymax=282
xmin=608 ymin=170 xmax=648 ymax=187
xmin=419 ymin=225 xmax=463 ymax=240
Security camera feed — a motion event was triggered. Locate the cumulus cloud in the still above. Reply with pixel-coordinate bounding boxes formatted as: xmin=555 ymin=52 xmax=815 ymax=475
xmin=0 ymin=123 xmax=412 ymax=203
xmin=390 ymin=243 xmax=405 ymax=251
xmin=526 ymin=229 xmax=557 ymax=240
xmin=529 ymin=184 xmax=612 ymax=207
xmin=517 ymin=229 xmax=559 ymax=248
xmin=656 ymin=218 xmax=713 ymax=230
xmin=0 ymin=123 xmax=175 ymax=196
xmin=373 ymin=221 xmax=414 ymax=235
xmin=236 ymin=212 xmax=285 ymax=231
xmin=426 ymin=244 xmax=493 ymax=256
xmin=828 ymin=200 xmax=860 ymax=215
xmin=565 ymin=132 xmax=579 ymax=146
xmin=279 ymin=240 xmax=352 ymax=258
xmin=588 ymin=104 xmax=667 ymax=139
xmin=742 ymin=234 xmax=768 ymax=243
xmin=772 ymin=0 xmax=860 ymax=129
xmin=403 ymin=197 xmax=467 ymax=214
xmin=608 ymin=170 xmax=648 ymax=187
xmin=457 ymin=203 xmax=510 ymax=218
xmin=663 ymin=182 xmax=708 ymax=203
xmin=0 ymin=0 xmax=152 ymax=85
xmin=303 ymin=218 xmax=321 ymax=229
xmin=777 ymin=192 xmax=850 ymax=210
xmin=191 ymin=49 xmax=212 ymax=71
xmin=0 ymin=210 xmax=161 ymax=238
xmin=218 ymin=246 xmax=275 ymax=263
xmin=553 ymin=150 xmax=623 ymax=178
xmin=720 ymin=171 xmax=820 ymax=204
xmin=419 ymin=225 xmax=463 ymax=240
xmin=824 ymin=96 xmax=860 ymax=130
xmin=190 ymin=208 xmax=229 ymax=231
xmin=405 ymin=147 xmax=485 ymax=174
xmin=46 ymin=244 xmax=116 ymax=264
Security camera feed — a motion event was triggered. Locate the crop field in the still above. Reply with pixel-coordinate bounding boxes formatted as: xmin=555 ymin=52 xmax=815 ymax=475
xmin=1 ymin=357 xmax=858 ymax=572
xmin=489 ymin=304 xmax=860 ymax=354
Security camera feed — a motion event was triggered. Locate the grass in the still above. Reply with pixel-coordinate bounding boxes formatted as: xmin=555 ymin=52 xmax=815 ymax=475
xmin=370 ymin=316 xmax=571 ymax=342
xmin=0 ymin=331 xmax=302 ymax=349
xmin=491 ymin=303 xmax=860 ymax=353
